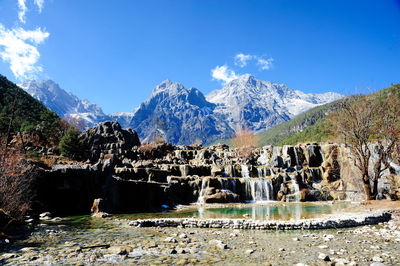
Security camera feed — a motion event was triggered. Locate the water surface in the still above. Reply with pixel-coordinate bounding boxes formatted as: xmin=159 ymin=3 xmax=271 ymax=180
xmin=120 ymin=202 xmax=353 ymax=221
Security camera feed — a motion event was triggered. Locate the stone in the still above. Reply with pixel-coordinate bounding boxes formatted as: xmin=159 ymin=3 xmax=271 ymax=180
xmin=217 ymin=243 xmax=228 ymax=249
xmin=318 ymin=245 xmax=329 ymax=249
xmin=323 ymin=234 xmax=334 ymax=241
xmin=318 ymin=253 xmax=330 ymax=261
xmin=39 ymin=212 xmax=52 ymax=219
xmin=178 ymin=233 xmax=187 ymax=239
xmin=107 ymin=246 xmax=128 ymax=255
xmin=165 ymin=237 xmax=177 ymax=243
xmin=2 ymin=253 xmax=18 ymax=259
xmin=246 ymin=249 xmax=254 ymax=254
xmin=372 ymin=257 xmax=384 ymax=262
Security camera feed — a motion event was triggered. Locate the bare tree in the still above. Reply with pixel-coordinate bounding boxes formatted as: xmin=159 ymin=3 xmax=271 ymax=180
xmin=372 ymin=93 xmax=400 ymax=196
xmin=232 ymin=125 xmax=258 ymax=159
xmin=331 ymin=91 xmax=400 ymax=200
xmin=0 ymin=139 xmax=34 ymax=223
xmin=330 ymin=95 xmax=377 ymax=199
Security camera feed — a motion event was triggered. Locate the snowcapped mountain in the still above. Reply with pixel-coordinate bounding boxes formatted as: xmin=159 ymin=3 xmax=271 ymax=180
xmin=19 ymin=80 xmax=133 ymax=128
xmin=206 ymin=74 xmax=343 ymax=133
xmin=129 ymin=80 xmax=234 ymax=144
xmin=20 ymin=75 xmax=343 ymax=144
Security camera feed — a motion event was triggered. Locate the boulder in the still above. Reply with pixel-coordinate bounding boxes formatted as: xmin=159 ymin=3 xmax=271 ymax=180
xmin=203 ymin=187 xmax=240 ymax=203
xmin=79 ymin=121 xmax=140 ymax=162
xmin=307 ymin=145 xmax=323 ymax=167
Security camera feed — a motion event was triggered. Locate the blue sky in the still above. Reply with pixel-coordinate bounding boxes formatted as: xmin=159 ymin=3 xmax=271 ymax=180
xmin=0 ymin=0 xmax=399 ymax=114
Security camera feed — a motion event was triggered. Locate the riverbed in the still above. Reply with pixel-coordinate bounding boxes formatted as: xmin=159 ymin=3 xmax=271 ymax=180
xmin=1 ymin=201 xmax=400 ymax=265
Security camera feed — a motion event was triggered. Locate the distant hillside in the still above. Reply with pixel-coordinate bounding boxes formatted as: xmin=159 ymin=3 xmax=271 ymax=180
xmin=257 ymin=99 xmax=343 ymax=146
xmin=208 ymin=99 xmax=343 ymax=147
xmin=0 ymin=74 xmax=63 ymax=146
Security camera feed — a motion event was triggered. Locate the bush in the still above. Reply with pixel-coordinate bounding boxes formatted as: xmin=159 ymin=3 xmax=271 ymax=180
xmin=59 ymin=128 xmax=82 ymax=159
xmin=0 ymin=145 xmax=36 ymax=223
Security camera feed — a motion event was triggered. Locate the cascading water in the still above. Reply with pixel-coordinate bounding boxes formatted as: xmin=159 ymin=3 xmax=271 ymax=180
xmin=197 ymin=178 xmax=209 ymax=204
xmin=294 ymin=147 xmax=299 ymax=166
xmin=257 ymin=168 xmax=263 ymax=178
xmin=287 ymin=175 xmax=300 ymax=202
xmin=241 ymin=165 xmax=250 ymax=178
xmin=243 ymin=166 xmax=274 ymax=202
xmin=245 ymin=179 xmax=274 ymax=202
xmin=223 ymin=166 xmax=229 ymax=177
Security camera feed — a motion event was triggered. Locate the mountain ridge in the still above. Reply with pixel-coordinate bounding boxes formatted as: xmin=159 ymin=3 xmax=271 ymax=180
xmin=20 ymin=74 xmax=343 ymax=144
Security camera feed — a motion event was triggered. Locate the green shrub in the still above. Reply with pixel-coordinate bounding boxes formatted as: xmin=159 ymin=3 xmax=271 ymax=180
xmin=59 ymin=128 xmax=82 ymax=159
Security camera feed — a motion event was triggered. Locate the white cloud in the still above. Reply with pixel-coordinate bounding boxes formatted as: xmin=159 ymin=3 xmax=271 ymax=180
xmin=17 ymin=0 xmax=45 ymax=23
xmin=18 ymin=0 xmax=27 ymax=23
xmin=0 ymin=24 xmax=49 ymax=80
xmin=211 ymin=65 xmax=238 ymax=84
xmin=34 ymin=0 xmax=45 ymax=12
xmin=257 ymin=57 xmax=274 ymax=71
xmin=234 ymin=53 xmax=252 ymax=68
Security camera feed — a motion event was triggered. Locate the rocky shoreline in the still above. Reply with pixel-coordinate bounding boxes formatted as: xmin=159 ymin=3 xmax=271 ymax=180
xmin=129 ymin=210 xmax=392 ymax=230
xmin=1 ymin=208 xmax=399 ymax=265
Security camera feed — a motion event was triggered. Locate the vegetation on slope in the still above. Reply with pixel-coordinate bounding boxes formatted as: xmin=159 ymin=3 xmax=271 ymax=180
xmin=283 ymin=83 xmax=400 ymax=146
xmin=209 ymin=83 xmax=400 ymax=148
xmin=208 ymin=99 xmax=343 ymax=147
xmin=0 ymin=74 xmax=66 ymax=147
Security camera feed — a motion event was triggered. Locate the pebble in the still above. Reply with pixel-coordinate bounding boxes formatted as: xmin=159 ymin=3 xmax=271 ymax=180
xmin=164 ymin=237 xmax=177 ymax=243
xmin=245 ymin=249 xmax=254 ymax=254
xmin=372 ymin=256 xmax=384 ymax=262
xmin=293 ymin=237 xmax=300 ymax=241
xmin=179 ymin=233 xmax=187 ymax=239
xmin=318 ymin=245 xmax=329 ymax=249
xmin=318 ymin=253 xmax=331 ymax=261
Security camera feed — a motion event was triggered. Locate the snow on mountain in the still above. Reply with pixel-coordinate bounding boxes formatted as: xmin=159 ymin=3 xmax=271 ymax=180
xmin=20 ymin=76 xmax=343 ymax=144
xmin=206 ymin=74 xmax=343 ymax=133
xmin=109 ymin=112 xmax=135 ymax=129
xmin=19 ymin=79 xmax=132 ymax=128
xmin=129 ymin=79 xmax=234 ymax=144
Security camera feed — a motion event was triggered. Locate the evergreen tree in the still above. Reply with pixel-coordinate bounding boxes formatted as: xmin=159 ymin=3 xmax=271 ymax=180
xmin=59 ymin=128 xmax=82 ymax=159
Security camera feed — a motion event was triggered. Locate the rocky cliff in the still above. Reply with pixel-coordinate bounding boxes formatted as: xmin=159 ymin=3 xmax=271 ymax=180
xmin=28 ymin=121 xmax=400 ymax=216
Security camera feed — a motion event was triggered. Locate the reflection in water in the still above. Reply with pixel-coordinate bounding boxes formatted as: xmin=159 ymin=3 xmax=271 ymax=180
xmin=120 ymin=203 xmax=353 ymax=221
xmin=185 ymin=202 xmax=351 ymax=221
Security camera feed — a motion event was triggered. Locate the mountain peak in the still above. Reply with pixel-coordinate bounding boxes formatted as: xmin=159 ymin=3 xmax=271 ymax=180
xmin=150 ymin=79 xmax=185 ymax=97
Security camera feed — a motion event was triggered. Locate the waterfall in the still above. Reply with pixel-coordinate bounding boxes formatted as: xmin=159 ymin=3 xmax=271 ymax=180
xmin=241 ymin=165 xmax=250 ymax=178
xmin=287 ymin=175 xmax=300 ymax=202
xmin=270 ymin=168 xmax=274 ymax=176
xmin=245 ymin=179 xmax=274 ymax=202
xmin=231 ymin=179 xmax=236 ymax=193
xmin=223 ymin=166 xmax=229 ymax=177
xmin=320 ymin=146 xmax=326 ymax=162
xmin=294 ymin=147 xmax=299 ymax=166
xmin=257 ymin=168 xmax=263 ymax=178
xmin=197 ymin=178 xmax=209 ymax=204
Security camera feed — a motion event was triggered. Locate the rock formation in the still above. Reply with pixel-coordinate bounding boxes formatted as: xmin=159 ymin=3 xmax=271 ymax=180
xmin=29 ymin=122 xmax=400 ymax=216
